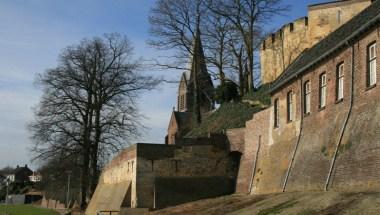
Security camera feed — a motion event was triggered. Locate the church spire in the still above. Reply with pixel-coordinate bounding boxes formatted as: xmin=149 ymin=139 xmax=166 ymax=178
xmin=189 ymin=28 xmax=214 ymax=124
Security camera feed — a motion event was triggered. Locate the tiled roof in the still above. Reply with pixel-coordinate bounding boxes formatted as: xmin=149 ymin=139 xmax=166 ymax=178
xmin=270 ymin=0 xmax=380 ymax=93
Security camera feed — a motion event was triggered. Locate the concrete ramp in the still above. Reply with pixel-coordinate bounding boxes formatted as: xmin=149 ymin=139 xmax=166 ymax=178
xmin=86 ymin=179 xmax=131 ymax=215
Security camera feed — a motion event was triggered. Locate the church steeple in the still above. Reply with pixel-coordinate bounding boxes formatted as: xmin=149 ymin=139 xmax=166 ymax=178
xmin=176 ymin=29 xmax=214 ymax=122
xmin=189 ymin=29 xmax=214 ymax=124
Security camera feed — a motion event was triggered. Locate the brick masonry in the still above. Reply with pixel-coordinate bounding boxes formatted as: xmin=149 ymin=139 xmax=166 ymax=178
xmin=236 ymin=21 xmax=380 ymax=195
xmin=260 ymin=0 xmax=371 ymax=84
xmin=87 ymin=142 xmax=238 ymax=214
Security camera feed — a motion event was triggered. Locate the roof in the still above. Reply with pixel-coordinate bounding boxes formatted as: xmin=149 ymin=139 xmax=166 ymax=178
xmin=270 ymin=0 xmax=380 ymax=94
xmin=173 ymin=111 xmax=192 ymax=128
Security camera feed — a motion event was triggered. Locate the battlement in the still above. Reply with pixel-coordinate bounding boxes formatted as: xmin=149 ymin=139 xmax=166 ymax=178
xmin=260 ymin=0 xmax=372 ymax=85
xmin=262 ymin=17 xmax=309 ymax=50
xmin=308 ymin=0 xmax=372 ymax=10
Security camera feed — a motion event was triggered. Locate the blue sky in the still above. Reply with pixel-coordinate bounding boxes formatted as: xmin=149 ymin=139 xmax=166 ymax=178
xmin=0 ymin=0 xmax=329 ymax=169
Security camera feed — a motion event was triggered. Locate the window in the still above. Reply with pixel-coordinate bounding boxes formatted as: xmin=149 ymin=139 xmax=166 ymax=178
xmin=368 ymin=42 xmax=377 ymax=87
xmin=304 ymin=81 xmax=311 ymax=114
xmin=287 ymin=91 xmax=294 ymax=122
xmin=274 ymin=98 xmax=279 ymax=128
xmin=179 ymin=94 xmax=185 ymax=110
xmin=319 ymin=73 xmax=327 ymax=108
xmin=289 ymin=23 xmax=294 ymax=32
xmin=337 ymin=10 xmax=342 ymax=24
xmin=336 ymin=63 xmax=344 ymax=100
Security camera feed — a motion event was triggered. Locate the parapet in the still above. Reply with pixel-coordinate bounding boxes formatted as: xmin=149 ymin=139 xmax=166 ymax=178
xmin=261 ymin=17 xmax=309 ymax=51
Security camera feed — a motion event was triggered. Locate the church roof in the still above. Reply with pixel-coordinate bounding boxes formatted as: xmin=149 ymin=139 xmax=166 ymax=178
xmin=173 ymin=111 xmax=192 ymax=128
xmin=270 ymin=0 xmax=380 ymax=93
xmin=189 ymin=29 xmax=214 ymax=95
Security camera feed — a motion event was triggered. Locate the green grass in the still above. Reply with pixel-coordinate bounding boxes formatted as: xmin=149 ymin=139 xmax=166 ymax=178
xmin=242 ymin=83 xmax=271 ymax=105
xmin=338 ymin=140 xmax=353 ymax=155
xmin=0 ymin=205 xmax=59 ymax=215
xmin=297 ymin=209 xmax=318 ymax=215
xmin=257 ymin=200 xmax=298 ymax=215
xmin=186 ymin=84 xmax=271 ymax=138
xmin=185 ymin=102 xmax=263 ymax=138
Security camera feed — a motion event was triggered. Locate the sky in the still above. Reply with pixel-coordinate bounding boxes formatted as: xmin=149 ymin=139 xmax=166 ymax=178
xmin=0 ymin=0 xmax=330 ymax=169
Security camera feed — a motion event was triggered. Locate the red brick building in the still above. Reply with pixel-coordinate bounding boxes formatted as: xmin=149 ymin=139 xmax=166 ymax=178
xmin=236 ymin=0 xmax=380 ymax=194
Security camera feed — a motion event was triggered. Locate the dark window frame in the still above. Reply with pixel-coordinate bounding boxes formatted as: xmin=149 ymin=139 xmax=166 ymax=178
xmin=287 ymin=91 xmax=293 ymax=122
xmin=274 ymin=98 xmax=279 ymax=128
xmin=304 ymin=81 xmax=311 ymax=115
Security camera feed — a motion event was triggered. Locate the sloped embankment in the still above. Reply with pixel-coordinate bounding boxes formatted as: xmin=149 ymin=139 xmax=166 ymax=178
xmin=186 ymin=85 xmax=270 ymax=138
xmin=149 ymin=191 xmax=380 ymax=215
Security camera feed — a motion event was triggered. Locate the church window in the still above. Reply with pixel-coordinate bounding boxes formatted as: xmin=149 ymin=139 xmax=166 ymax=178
xmin=367 ymin=42 xmax=377 ymax=87
xmin=304 ymin=81 xmax=311 ymax=114
xmin=274 ymin=98 xmax=279 ymax=128
xmin=179 ymin=94 xmax=185 ymax=110
xmin=336 ymin=63 xmax=344 ymax=101
xmin=319 ymin=73 xmax=327 ymax=108
xmin=287 ymin=91 xmax=294 ymax=122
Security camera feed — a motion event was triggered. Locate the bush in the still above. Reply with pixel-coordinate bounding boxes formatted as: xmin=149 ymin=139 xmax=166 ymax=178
xmin=215 ymin=80 xmax=240 ymax=104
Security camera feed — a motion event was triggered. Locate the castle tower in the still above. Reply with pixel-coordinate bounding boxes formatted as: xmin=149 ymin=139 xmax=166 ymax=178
xmin=260 ymin=0 xmax=372 ymax=84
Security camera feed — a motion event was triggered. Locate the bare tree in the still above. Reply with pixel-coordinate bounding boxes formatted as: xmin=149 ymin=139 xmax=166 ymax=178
xmin=29 ymin=34 xmax=158 ymax=209
xmin=208 ymin=0 xmax=289 ymax=91
xmin=202 ymin=12 xmax=231 ymax=84
xmin=148 ymin=0 xmax=206 ymax=61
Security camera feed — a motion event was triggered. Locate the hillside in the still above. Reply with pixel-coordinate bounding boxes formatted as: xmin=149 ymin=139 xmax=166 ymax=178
xmin=149 ymin=191 xmax=380 ymax=215
xmin=185 ymin=84 xmax=271 ymax=138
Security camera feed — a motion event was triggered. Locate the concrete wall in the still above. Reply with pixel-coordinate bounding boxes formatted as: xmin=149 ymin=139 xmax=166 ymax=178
xmin=260 ymin=0 xmax=371 ymax=84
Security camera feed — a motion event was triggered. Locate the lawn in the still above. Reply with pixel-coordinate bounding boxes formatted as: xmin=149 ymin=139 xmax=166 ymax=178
xmin=0 ymin=204 xmax=59 ymax=215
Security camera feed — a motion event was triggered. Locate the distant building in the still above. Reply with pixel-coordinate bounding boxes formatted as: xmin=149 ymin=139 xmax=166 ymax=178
xmin=6 ymin=165 xmax=33 ymax=183
xmin=29 ymin=171 xmax=42 ymax=183
xmin=166 ymin=29 xmax=215 ymax=145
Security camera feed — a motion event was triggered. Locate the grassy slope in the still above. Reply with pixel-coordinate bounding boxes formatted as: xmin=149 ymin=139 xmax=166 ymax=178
xmin=149 ymin=191 xmax=380 ymax=215
xmin=0 ymin=205 xmax=59 ymax=215
xmin=186 ymin=84 xmax=271 ymax=138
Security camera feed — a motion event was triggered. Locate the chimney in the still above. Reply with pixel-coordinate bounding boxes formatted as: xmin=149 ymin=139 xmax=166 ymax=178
xmin=16 ymin=165 xmax=19 ymax=168
xmin=25 ymin=164 xmax=28 ymax=168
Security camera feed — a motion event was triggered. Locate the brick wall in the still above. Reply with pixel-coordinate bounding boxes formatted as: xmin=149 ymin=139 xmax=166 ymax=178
xmin=240 ymin=22 xmax=380 ymax=195
xmin=154 ymin=176 xmax=234 ymax=209
xmin=260 ymin=0 xmax=371 ymax=84
xmin=226 ymin=128 xmax=245 ymax=153
xmin=136 ymin=144 xmax=236 ymax=208
xmin=330 ymin=29 xmax=380 ymax=191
